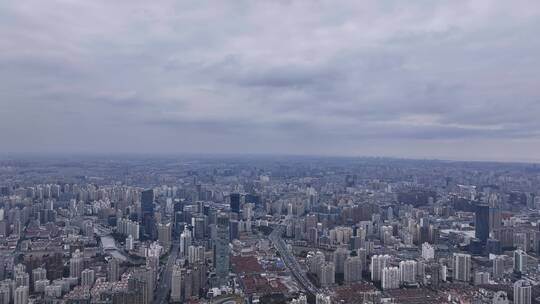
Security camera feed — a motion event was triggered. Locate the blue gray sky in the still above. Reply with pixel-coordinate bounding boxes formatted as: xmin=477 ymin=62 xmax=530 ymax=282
xmin=1 ymin=1 xmax=540 ymax=162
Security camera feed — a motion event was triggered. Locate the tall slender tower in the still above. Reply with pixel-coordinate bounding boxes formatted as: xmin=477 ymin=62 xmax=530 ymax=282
xmin=141 ymin=189 xmax=155 ymax=240
xmin=215 ymin=213 xmax=230 ymax=286
xmin=475 ymin=204 xmax=490 ymax=243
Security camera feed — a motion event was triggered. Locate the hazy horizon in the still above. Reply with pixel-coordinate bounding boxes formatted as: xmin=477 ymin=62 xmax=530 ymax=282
xmin=2 ymin=1 xmax=540 ymax=161
xmin=1 ymin=151 xmax=540 ymax=165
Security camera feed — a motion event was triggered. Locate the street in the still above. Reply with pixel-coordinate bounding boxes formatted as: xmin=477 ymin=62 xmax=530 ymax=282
xmin=154 ymin=241 xmax=180 ymax=304
xmin=269 ymin=225 xmax=322 ymax=296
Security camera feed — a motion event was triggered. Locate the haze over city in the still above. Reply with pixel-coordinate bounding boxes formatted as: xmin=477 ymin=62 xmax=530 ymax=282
xmin=2 ymin=1 xmax=540 ymax=161
xmin=3 ymin=3 xmax=540 ymax=304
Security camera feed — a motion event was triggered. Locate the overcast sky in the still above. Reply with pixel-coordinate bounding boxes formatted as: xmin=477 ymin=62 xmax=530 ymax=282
xmin=1 ymin=1 xmax=540 ymax=162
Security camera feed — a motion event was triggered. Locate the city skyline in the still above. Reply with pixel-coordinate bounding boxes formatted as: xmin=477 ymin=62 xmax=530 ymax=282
xmin=2 ymin=1 xmax=540 ymax=161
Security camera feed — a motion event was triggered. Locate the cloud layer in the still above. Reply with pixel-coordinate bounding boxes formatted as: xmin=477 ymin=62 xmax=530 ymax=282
xmin=1 ymin=0 xmax=540 ymax=161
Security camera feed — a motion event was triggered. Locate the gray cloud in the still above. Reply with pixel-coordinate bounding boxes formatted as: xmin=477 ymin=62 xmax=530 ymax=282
xmin=1 ymin=0 xmax=540 ymax=161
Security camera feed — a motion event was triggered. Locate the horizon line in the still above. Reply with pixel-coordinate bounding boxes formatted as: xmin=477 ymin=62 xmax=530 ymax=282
xmin=0 ymin=151 xmax=539 ymax=166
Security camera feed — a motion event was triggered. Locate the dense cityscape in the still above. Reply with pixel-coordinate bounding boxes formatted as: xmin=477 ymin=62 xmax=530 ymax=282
xmin=2 ymin=1 xmax=540 ymax=303
xmin=1 ymin=155 xmax=540 ymax=304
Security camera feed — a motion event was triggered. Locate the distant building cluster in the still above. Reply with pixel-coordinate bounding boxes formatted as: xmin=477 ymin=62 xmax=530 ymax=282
xmin=1 ymin=157 xmax=540 ymax=303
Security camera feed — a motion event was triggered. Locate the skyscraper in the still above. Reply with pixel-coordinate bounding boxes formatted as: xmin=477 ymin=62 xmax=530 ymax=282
xmin=170 ymin=264 xmax=184 ymax=303
xmin=453 ymin=253 xmax=471 ymax=282
xmin=475 ymin=204 xmax=490 ymax=243
xmin=180 ymin=230 xmax=192 ymax=258
xmin=489 ymin=207 xmax=501 ymax=232
xmin=514 ymin=280 xmax=532 ymax=304
xmin=230 ymin=193 xmax=240 ymax=214
xmin=141 ymin=189 xmax=155 ymax=240
xmin=141 ymin=189 xmax=154 ymax=212
xmin=215 ymin=213 xmax=230 ymax=286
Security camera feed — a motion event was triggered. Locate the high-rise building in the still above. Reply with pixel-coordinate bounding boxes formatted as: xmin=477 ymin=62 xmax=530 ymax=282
xmin=344 ymin=256 xmax=363 ymax=284
xmin=126 ymin=235 xmax=134 ymax=251
xmin=492 ymin=255 xmax=505 ymax=279
xmin=473 ymin=271 xmax=489 ymax=285
xmin=230 ymin=193 xmax=240 ymax=214
xmin=399 ymin=260 xmax=417 ymax=285
xmin=14 ymin=286 xmax=28 ymax=304
xmin=370 ymin=255 xmax=390 ymax=282
xmin=69 ymin=249 xmax=84 ymax=279
xmin=180 ymin=230 xmax=192 ymax=258
xmin=319 ymin=262 xmax=335 ymax=287
xmin=422 ymin=242 xmax=435 ymax=260
xmin=514 ymin=280 xmax=532 ymax=304
xmin=34 ymin=279 xmax=49 ymax=293
xmin=32 ymin=267 xmax=47 ymax=283
xmin=514 ymin=232 xmax=529 ymax=252
xmin=15 ymin=272 xmax=29 ymax=288
xmin=453 ymin=253 xmax=471 ymax=282
xmin=307 ymin=251 xmax=325 ymax=275
xmin=229 ymin=220 xmax=239 ymax=241
xmin=141 ymin=189 xmax=154 ymax=213
xmin=486 ymin=238 xmax=502 ymax=254
xmin=141 ymin=189 xmax=155 ymax=240
xmin=170 ymin=264 xmax=184 ymax=303
xmin=441 ymin=265 xmax=447 ymax=282
xmin=514 ymin=249 xmax=527 ymax=274
xmin=333 ymin=247 xmax=349 ymax=275
xmin=215 ymin=213 xmax=230 ymax=286
xmin=192 ymin=216 xmax=206 ymax=240
xmin=475 ymin=204 xmax=490 ymax=243
xmin=117 ymin=218 xmax=140 ymax=240
xmin=158 ymin=222 xmax=172 ymax=249
xmin=427 ymin=263 xmax=441 ymax=288
xmin=188 ymin=245 xmax=205 ymax=265
xmin=184 ymin=269 xmax=193 ymax=299
xmin=107 ymin=258 xmax=120 ymax=282
xmin=489 ymin=207 xmax=501 ymax=233
xmin=81 ymin=269 xmax=95 ymax=286
xmin=382 ymin=266 xmax=400 ymax=290
xmin=0 ymin=284 xmax=10 ymax=304
xmin=130 ymin=267 xmax=154 ymax=304
xmin=243 ymin=203 xmax=253 ymax=220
